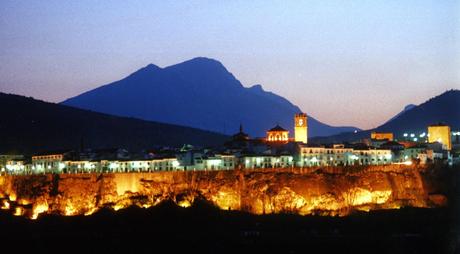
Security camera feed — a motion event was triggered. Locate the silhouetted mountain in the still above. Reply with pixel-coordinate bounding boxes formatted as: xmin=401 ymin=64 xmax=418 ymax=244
xmin=311 ymin=90 xmax=460 ymax=143
xmin=377 ymin=90 xmax=460 ymax=133
xmin=61 ymin=57 xmax=359 ymax=137
xmin=384 ymin=104 xmax=416 ymax=124
xmin=0 ymin=93 xmax=228 ymax=154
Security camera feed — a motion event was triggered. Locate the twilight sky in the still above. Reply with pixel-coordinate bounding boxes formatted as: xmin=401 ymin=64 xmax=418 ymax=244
xmin=0 ymin=0 xmax=459 ymax=129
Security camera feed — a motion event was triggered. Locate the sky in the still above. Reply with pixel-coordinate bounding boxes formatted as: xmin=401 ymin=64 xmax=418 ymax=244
xmin=0 ymin=0 xmax=459 ymax=130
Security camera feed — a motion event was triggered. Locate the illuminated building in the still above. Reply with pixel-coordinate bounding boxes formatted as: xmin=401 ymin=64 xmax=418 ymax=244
xmin=352 ymin=149 xmax=393 ymax=166
xmin=266 ymin=125 xmax=289 ymax=143
xmin=204 ymin=155 xmax=236 ymax=170
xmin=294 ymin=113 xmax=308 ymax=144
xmin=242 ymin=155 xmax=294 ymax=169
xmin=399 ymin=146 xmax=427 ymax=163
xmin=24 ymin=152 xmax=234 ymax=174
xmin=31 ymin=150 xmax=75 ymax=174
xmin=298 ymin=144 xmax=392 ymax=167
xmin=299 ymin=144 xmax=354 ymax=167
xmin=428 ymin=124 xmax=452 ymax=150
xmin=4 ymin=159 xmax=25 ymax=174
xmin=453 ymin=131 xmax=460 ymax=144
xmin=0 ymin=155 xmax=23 ymax=173
xmin=371 ymin=132 xmax=393 ymax=141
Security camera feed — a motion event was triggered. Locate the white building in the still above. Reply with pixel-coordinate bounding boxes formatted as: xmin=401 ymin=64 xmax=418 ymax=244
xmin=298 ymin=144 xmax=354 ymax=167
xmin=298 ymin=144 xmax=392 ymax=167
xmin=241 ymin=155 xmax=294 ymax=169
xmin=352 ymin=149 xmax=392 ymax=166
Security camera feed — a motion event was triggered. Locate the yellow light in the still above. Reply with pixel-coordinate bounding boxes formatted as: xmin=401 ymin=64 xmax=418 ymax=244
xmin=9 ymin=194 xmax=17 ymax=202
xmin=84 ymin=207 xmax=98 ymax=216
xmin=18 ymin=199 xmax=31 ymax=205
xmin=31 ymin=202 xmax=49 ymax=220
xmin=112 ymin=204 xmax=126 ymax=211
xmin=177 ymin=200 xmax=191 ymax=208
xmin=65 ymin=204 xmax=77 ymax=216
xmin=13 ymin=207 xmax=24 ymax=216
xmin=404 ymin=161 xmax=413 ymax=166
xmin=1 ymin=200 xmax=10 ymax=210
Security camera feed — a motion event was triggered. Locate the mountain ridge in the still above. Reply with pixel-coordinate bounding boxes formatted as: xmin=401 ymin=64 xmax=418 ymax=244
xmin=383 ymin=104 xmax=416 ymax=125
xmin=62 ymin=57 xmax=359 ymax=137
xmin=0 ymin=92 xmax=228 ymax=154
xmin=310 ymin=89 xmax=460 ymax=143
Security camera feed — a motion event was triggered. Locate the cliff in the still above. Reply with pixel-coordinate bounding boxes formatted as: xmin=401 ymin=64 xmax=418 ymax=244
xmin=0 ymin=165 xmax=445 ymax=219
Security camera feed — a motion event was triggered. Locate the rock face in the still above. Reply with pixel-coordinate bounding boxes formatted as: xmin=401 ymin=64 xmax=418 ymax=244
xmin=0 ymin=165 xmax=441 ymax=219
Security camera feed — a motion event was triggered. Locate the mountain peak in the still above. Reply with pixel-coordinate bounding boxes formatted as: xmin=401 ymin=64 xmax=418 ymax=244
xmin=61 ymin=58 xmax=360 ymax=137
xmin=403 ymin=104 xmax=416 ymax=111
xmin=186 ymin=57 xmax=223 ymax=65
xmin=170 ymin=57 xmax=226 ymax=72
xmin=127 ymin=63 xmax=161 ymax=79
xmin=249 ymin=84 xmax=264 ymax=93
xmin=145 ymin=63 xmax=161 ymax=70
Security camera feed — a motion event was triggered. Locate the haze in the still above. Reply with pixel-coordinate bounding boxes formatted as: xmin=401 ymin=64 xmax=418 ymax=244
xmin=0 ymin=0 xmax=458 ymax=129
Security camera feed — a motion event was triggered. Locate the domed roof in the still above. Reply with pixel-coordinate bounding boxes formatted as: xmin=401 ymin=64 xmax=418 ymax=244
xmin=268 ymin=125 xmax=287 ymax=132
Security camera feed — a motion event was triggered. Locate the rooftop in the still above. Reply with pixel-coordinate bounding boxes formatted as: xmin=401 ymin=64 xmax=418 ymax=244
xmin=268 ymin=125 xmax=288 ymax=132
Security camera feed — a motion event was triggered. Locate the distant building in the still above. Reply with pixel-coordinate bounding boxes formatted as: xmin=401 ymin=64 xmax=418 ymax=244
xmin=428 ymin=124 xmax=452 ymax=150
xmin=241 ymin=154 xmax=294 ymax=169
xmin=398 ymin=146 xmax=426 ymax=163
xmin=266 ymin=125 xmax=289 ymax=143
xmin=451 ymin=130 xmax=460 ymax=146
xmin=298 ymin=144 xmax=354 ymax=167
xmin=294 ymin=113 xmax=308 ymax=144
xmin=31 ymin=150 xmax=76 ymax=173
xmin=0 ymin=154 xmax=24 ymax=173
xmin=371 ymin=132 xmax=394 ymax=141
xmin=352 ymin=149 xmax=392 ymax=166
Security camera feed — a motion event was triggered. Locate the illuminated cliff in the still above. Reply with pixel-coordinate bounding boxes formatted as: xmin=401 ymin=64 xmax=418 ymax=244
xmin=0 ymin=165 xmax=446 ymax=219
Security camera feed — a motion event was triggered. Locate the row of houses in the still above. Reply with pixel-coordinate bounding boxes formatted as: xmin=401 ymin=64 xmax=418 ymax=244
xmin=1 ymin=143 xmax=443 ymax=175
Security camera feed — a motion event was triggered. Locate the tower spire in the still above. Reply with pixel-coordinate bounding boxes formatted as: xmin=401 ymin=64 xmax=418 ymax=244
xmin=239 ymin=123 xmax=243 ymax=133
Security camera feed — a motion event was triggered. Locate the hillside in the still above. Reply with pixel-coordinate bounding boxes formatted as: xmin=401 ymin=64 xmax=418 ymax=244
xmin=311 ymin=90 xmax=460 ymax=143
xmin=377 ymin=90 xmax=460 ymax=133
xmin=0 ymin=93 xmax=228 ymax=154
xmin=61 ymin=57 xmax=359 ymax=137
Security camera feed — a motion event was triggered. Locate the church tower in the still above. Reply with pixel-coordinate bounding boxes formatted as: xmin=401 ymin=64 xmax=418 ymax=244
xmin=294 ymin=113 xmax=308 ymax=144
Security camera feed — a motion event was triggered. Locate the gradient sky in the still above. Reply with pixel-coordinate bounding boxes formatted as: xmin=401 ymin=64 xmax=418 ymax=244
xmin=0 ymin=0 xmax=459 ymax=129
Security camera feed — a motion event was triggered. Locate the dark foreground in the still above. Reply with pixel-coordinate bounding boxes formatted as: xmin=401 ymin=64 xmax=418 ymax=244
xmin=1 ymin=166 xmax=459 ymax=254
xmin=0 ymin=202 xmax=458 ymax=254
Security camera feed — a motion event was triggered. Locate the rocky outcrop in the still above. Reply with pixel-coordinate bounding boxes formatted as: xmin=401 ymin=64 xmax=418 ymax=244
xmin=0 ymin=165 xmax=442 ymax=219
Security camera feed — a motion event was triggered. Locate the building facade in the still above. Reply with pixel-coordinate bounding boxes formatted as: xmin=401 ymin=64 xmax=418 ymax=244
xmin=294 ymin=113 xmax=308 ymax=144
xmin=371 ymin=132 xmax=394 ymax=141
xmin=428 ymin=124 xmax=452 ymax=150
xmin=241 ymin=155 xmax=294 ymax=169
xmin=266 ymin=125 xmax=289 ymax=143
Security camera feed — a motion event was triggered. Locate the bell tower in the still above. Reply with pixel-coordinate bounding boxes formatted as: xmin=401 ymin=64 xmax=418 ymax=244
xmin=294 ymin=113 xmax=308 ymax=144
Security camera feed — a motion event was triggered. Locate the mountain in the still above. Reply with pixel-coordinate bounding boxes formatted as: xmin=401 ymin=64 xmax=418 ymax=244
xmin=61 ymin=57 xmax=359 ymax=137
xmin=384 ymin=104 xmax=416 ymax=124
xmin=0 ymin=93 xmax=228 ymax=154
xmin=311 ymin=90 xmax=460 ymax=143
xmin=376 ymin=90 xmax=460 ymax=134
